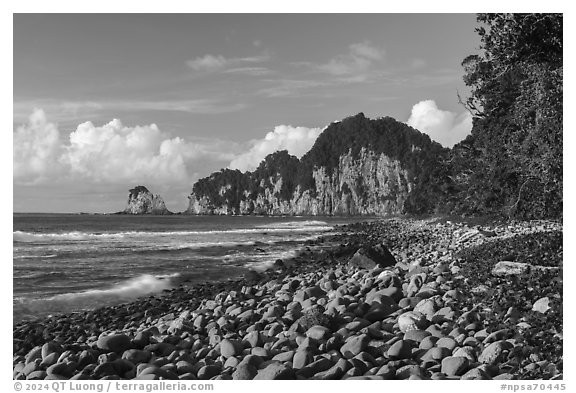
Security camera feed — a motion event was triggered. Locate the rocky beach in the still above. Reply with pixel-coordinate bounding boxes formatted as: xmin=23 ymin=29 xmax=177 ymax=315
xmin=12 ymin=217 xmax=563 ymax=381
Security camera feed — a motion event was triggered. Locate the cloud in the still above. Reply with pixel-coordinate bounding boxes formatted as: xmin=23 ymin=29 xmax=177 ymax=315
xmin=186 ymin=53 xmax=270 ymax=73
xmin=407 ymin=100 xmax=473 ymax=148
xmin=13 ymin=109 xmax=64 ymax=183
xmin=13 ymin=99 xmax=246 ymax=126
xmin=186 ymin=54 xmax=228 ymax=71
xmin=256 ymin=79 xmax=330 ymax=98
xmin=224 ymin=67 xmax=273 ymax=76
xmin=229 ymin=125 xmax=323 ymax=172
xmin=319 ymin=41 xmax=385 ymax=76
xmin=14 ymin=110 xmax=237 ymax=186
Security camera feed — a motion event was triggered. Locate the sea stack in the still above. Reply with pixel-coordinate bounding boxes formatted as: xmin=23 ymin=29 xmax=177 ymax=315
xmin=123 ymin=186 xmax=172 ymax=215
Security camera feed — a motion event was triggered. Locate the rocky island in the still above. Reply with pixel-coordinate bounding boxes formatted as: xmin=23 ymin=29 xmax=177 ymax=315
xmin=120 ymin=186 xmax=172 ymax=215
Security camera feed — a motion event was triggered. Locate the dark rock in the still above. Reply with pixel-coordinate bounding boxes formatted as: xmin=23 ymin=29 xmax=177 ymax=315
xmin=122 ymin=349 xmax=151 ymax=364
xmin=479 ymin=341 xmax=514 ymax=365
xmin=348 ymin=245 xmax=396 ymax=270
xmin=97 ymin=334 xmax=132 ymax=353
xmin=232 ymin=363 xmax=258 ymax=380
xmin=441 ymin=356 xmax=470 ymax=376
xmin=293 ymin=349 xmax=314 ymax=369
xmin=340 ymin=334 xmax=370 ymax=358
xmin=387 ymin=339 xmax=414 ymax=360
xmin=197 ymin=365 xmax=222 ymax=380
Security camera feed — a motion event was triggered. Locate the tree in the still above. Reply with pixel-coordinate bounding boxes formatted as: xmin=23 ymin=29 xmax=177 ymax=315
xmin=457 ymin=13 xmax=562 ymax=219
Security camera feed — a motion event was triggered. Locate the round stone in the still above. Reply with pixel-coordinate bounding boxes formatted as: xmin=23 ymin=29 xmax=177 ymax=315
xmin=97 ymin=334 xmax=132 ymax=353
xmin=387 ymin=339 xmax=413 ymax=360
xmin=441 ymin=356 xmax=470 ymax=376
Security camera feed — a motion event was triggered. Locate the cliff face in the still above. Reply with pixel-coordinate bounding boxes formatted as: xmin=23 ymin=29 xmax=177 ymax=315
xmin=186 ymin=113 xmax=448 ymax=216
xmin=188 ymin=148 xmax=411 ymax=215
xmin=123 ymin=186 xmax=172 ymax=215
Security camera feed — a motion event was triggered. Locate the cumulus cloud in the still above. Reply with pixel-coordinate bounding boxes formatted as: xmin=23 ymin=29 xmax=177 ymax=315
xmin=407 ymin=100 xmax=473 ymax=148
xmin=320 ymin=41 xmax=385 ymax=76
xmin=13 ymin=109 xmax=64 ymax=183
xmin=229 ymin=125 xmax=323 ymax=172
xmin=13 ymin=110 xmax=236 ymax=186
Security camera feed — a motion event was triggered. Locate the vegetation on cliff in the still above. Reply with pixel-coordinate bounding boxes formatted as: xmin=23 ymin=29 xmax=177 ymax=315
xmin=447 ymin=13 xmax=562 ymax=219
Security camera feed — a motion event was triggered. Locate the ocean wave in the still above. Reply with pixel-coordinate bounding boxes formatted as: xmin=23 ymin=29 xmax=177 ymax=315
xmin=255 ymin=220 xmax=330 ymax=229
xmin=243 ymin=249 xmax=299 ymax=272
xmin=14 ymin=223 xmax=333 ymax=243
xmin=13 ymin=254 xmax=58 ymax=260
xmin=13 ymin=274 xmax=174 ymax=320
xmin=50 ymin=274 xmax=173 ymax=301
xmin=145 ymin=240 xmax=257 ymax=252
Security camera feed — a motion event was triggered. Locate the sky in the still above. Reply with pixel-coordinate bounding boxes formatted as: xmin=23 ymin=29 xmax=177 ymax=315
xmin=13 ymin=13 xmax=481 ymax=213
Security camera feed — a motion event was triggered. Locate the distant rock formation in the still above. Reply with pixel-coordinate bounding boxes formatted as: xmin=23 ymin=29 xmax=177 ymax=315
xmin=184 ymin=113 xmax=448 ymax=216
xmin=122 ymin=186 xmax=172 ymax=215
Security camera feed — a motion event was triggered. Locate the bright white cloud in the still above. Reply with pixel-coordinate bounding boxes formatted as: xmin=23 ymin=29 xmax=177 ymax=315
xmin=320 ymin=41 xmax=385 ymax=76
xmin=13 ymin=109 xmax=63 ymax=183
xmin=407 ymin=100 xmax=473 ymax=148
xmin=229 ymin=125 xmax=323 ymax=172
xmin=13 ymin=110 xmax=237 ymax=186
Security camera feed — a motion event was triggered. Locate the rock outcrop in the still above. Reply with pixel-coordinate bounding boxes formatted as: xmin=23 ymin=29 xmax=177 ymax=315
xmin=122 ymin=186 xmax=172 ymax=215
xmin=185 ymin=113 xmax=447 ymax=216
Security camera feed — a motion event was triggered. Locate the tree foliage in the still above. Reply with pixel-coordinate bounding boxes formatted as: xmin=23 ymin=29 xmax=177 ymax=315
xmin=452 ymin=13 xmax=562 ymax=219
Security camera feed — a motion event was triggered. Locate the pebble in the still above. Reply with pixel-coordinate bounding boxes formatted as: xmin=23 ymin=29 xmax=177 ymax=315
xmin=254 ymin=362 xmax=294 ymax=380
xmin=96 ymin=334 xmax=132 ymax=353
xmin=232 ymin=363 xmax=257 ymax=380
xmin=441 ymin=356 xmax=470 ymax=376
xmin=479 ymin=341 xmax=514 ymax=365
xmin=305 ymin=325 xmax=331 ymax=341
xmin=340 ymin=334 xmax=369 ymax=358
xmin=403 ymin=329 xmax=431 ymax=343
xmin=532 ymin=297 xmax=551 ymax=313
xmin=387 ymin=339 xmax=413 ymax=360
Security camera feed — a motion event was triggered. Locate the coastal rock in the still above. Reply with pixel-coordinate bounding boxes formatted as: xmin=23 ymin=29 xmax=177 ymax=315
xmin=532 ymin=297 xmax=551 ymax=313
xmin=305 ymin=325 xmax=331 ymax=341
xmin=398 ymin=311 xmax=427 ymax=332
xmin=387 ymin=339 xmax=414 ymax=360
xmin=491 ymin=261 xmax=559 ymax=276
xmin=122 ymin=186 xmax=172 ymax=215
xmin=340 ymin=334 xmax=370 ymax=358
xmin=97 ymin=334 xmax=132 ymax=353
xmin=479 ymin=341 xmax=514 ymax=365
xmin=184 ymin=114 xmax=446 ymax=216
xmin=254 ymin=362 xmax=295 ymax=380
xmin=441 ymin=356 xmax=470 ymax=376
xmin=348 ymin=245 xmax=397 ymax=270
xmin=232 ymin=364 xmax=257 ymax=380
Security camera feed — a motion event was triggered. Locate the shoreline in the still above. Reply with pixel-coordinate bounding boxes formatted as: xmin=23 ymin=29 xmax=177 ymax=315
xmin=13 ymin=217 xmax=563 ymax=380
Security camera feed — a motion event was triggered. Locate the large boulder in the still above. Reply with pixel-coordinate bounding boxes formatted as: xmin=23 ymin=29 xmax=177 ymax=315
xmin=348 ymin=244 xmax=397 ymax=270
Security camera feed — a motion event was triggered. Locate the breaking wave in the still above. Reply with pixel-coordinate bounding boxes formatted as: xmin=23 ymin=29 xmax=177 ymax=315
xmin=14 ymin=274 xmax=174 ymax=319
xmin=13 ymin=221 xmax=332 ymax=243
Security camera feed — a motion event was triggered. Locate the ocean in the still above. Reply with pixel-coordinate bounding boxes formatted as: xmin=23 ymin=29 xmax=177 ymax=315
xmin=13 ymin=213 xmax=364 ymax=322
